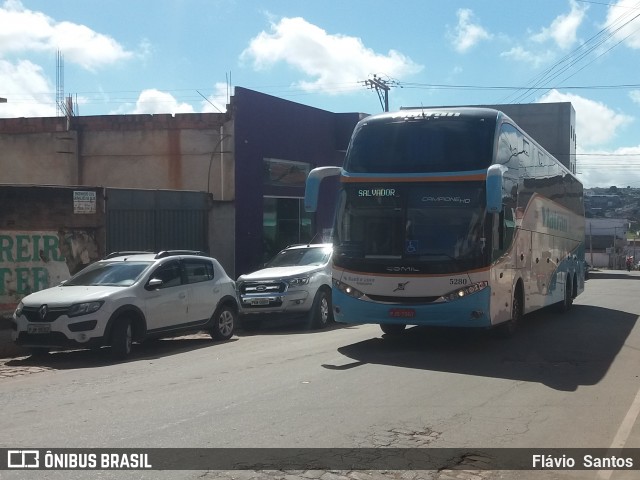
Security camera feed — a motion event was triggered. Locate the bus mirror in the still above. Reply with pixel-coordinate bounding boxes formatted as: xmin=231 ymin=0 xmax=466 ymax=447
xmin=486 ymin=164 xmax=506 ymax=214
xmin=305 ymin=166 xmax=341 ymax=212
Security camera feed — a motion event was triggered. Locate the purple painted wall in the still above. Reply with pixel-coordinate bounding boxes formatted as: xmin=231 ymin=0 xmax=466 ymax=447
xmin=232 ymin=87 xmax=363 ymax=276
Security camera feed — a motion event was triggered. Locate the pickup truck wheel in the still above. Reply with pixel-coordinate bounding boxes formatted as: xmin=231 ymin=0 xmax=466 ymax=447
xmin=111 ymin=317 xmax=133 ymax=359
xmin=210 ymin=305 xmax=236 ymax=341
xmin=309 ymin=289 xmax=332 ymax=330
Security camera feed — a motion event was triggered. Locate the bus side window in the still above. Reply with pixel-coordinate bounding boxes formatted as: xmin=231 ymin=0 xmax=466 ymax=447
xmin=493 ymin=207 xmax=516 ymax=260
xmin=503 ymin=208 xmax=515 ymax=250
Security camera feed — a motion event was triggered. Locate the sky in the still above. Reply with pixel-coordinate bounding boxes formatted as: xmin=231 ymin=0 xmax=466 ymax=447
xmin=1 ymin=0 xmax=640 ymax=189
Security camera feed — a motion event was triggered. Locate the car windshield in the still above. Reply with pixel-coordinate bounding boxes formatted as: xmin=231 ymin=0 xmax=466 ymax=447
xmin=266 ymin=247 xmax=331 ymax=267
xmin=64 ymin=261 xmax=153 ymax=287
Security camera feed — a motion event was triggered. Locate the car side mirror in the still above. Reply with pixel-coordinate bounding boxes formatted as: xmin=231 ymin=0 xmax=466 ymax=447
xmin=146 ymin=278 xmax=163 ymax=290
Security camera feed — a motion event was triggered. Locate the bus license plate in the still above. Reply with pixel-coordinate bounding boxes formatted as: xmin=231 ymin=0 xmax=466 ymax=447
xmin=27 ymin=324 xmax=51 ymax=334
xmin=389 ymin=308 xmax=415 ymax=318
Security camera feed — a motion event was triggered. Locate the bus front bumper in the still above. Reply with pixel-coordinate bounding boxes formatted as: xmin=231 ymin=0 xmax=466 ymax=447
xmin=332 ymin=287 xmax=492 ymax=328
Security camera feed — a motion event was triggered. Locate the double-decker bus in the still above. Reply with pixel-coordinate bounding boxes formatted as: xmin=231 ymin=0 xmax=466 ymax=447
xmin=305 ymin=107 xmax=585 ymax=336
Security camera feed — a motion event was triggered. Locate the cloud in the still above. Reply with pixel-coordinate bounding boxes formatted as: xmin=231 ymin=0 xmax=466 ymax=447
xmin=0 ymin=0 xmax=133 ymax=70
xmin=0 ymin=58 xmax=55 ymax=117
xmin=200 ymin=82 xmax=229 ymax=113
xmin=500 ymin=46 xmax=555 ymax=68
xmin=531 ymin=0 xmax=587 ymax=50
xmin=604 ymin=0 xmax=640 ymax=50
xmin=109 ymin=86 xmax=228 ymax=115
xmin=578 ymin=146 xmax=640 ymax=187
xmin=241 ymin=17 xmax=422 ymax=94
xmin=537 ymin=89 xmax=640 ymax=187
xmin=129 ymin=89 xmax=195 ymax=115
xmin=631 ymin=90 xmax=640 ymax=105
xmin=500 ymin=1 xmax=586 ymax=66
xmin=449 ymin=8 xmax=492 ymax=53
xmin=538 ymin=89 xmax=632 ymax=148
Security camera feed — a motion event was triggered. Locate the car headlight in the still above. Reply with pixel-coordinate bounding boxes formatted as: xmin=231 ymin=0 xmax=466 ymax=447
xmin=287 ymin=276 xmax=310 ymax=286
xmin=439 ymin=281 xmax=489 ymax=302
xmin=333 ymin=279 xmax=365 ymax=299
xmin=14 ymin=301 xmax=24 ymax=317
xmin=68 ymin=301 xmax=104 ymax=317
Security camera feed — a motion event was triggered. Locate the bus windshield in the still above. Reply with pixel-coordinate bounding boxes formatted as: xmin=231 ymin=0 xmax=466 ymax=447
xmin=334 ymin=182 xmax=490 ymax=274
xmin=344 ymin=115 xmax=496 ymax=173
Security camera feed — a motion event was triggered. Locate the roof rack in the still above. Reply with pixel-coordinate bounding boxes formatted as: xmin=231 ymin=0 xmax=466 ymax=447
xmin=105 ymin=251 xmax=152 ymax=259
xmin=154 ymin=250 xmax=206 ymax=259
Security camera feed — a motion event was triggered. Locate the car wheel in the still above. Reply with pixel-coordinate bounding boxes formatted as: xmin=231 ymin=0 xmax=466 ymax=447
xmin=210 ymin=305 xmax=236 ymax=341
xmin=111 ymin=317 xmax=133 ymax=359
xmin=309 ymin=289 xmax=332 ymax=330
xmin=380 ymin=324 xmax=406 ymax=335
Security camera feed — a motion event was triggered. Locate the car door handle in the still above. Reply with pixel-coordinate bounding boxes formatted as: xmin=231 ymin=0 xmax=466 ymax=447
xmin=179 ymin=293 xmax=186 ymax=299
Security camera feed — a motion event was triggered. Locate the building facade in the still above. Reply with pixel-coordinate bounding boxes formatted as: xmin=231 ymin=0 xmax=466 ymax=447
xmin=0 ymin=88 xmax=363 ymax=288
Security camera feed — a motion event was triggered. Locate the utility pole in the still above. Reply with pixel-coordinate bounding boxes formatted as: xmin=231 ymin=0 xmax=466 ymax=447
xmin=364 ymin=75 xmax=396 ymax=112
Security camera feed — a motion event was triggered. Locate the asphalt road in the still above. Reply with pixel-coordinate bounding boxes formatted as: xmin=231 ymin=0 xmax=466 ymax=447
xmin=1 ymin=270 xmax=640 ymax=480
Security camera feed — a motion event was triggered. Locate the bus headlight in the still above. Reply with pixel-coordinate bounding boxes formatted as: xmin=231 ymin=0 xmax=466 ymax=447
xmin=440 ymin=281 xmax=489 ymax=302
xmin=333 ymin=279 xmax=364 ymax=299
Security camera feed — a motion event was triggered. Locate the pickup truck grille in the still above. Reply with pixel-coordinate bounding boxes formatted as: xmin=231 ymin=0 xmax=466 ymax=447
xmin=239 ymin=281 xmax=287 ymax=295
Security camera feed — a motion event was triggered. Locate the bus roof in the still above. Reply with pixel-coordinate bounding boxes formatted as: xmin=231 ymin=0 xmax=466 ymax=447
xmin=360 ymin=106 xmax=506 ymax=123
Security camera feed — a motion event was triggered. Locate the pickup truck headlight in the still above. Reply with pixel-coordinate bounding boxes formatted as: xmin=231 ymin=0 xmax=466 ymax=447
xmin=14 ymin=301 xmax=24 ymax=317
xmin=68 ymin=301 xmax=104 ymax=317
xmin=287 ymin=276 xmax=310 ymax=286
xmin=439 ymin=281 xmax=489 ymax=302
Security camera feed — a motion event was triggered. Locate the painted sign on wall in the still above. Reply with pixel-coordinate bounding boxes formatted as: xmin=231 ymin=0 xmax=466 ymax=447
xmin=0 ymin=230 xmax=99 ymax=313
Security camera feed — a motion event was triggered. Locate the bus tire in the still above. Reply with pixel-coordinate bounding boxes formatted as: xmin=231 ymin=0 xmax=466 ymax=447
xmin=495 ymin=288 xmax=523 ymax=338
xmin=380 ymin=324 xmax=406 ymax=335
xmin=556 ymin=275 xmax=573 ymax=313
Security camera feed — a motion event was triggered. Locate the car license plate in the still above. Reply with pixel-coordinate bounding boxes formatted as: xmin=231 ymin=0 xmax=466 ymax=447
xmin=389 ymin=308 xmax=416 ymax=318
xmin=27 ymin=324 xmax=51 ymax=334
xmin=250 ymin=298 xmax=270 ymax=306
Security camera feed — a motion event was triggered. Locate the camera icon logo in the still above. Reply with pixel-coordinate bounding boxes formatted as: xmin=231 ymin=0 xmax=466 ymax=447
xmin=7 ymin=450 xmax=40 ymax=468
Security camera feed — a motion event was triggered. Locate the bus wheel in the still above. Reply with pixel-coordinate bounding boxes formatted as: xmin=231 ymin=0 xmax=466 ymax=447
xmin=495 ymin=291 xmax=522 ymax=338
xmin=556 ymin=275 xmax=573 ymax=313
xmin=380 ymin=324 xmax=406 ymax=335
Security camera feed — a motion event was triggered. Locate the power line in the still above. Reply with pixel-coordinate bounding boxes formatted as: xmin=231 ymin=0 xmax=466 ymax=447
xmin=501 ymin=1 xmax=640 ymax=104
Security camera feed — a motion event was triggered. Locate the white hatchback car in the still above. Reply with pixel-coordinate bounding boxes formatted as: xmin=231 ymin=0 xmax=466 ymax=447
xmin=11 ymin=250 xmax=238 ymax=359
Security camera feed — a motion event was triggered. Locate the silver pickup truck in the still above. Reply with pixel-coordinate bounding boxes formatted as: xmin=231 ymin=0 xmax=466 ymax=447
xmin=236 ymin=243 xmax=333 ymax=330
